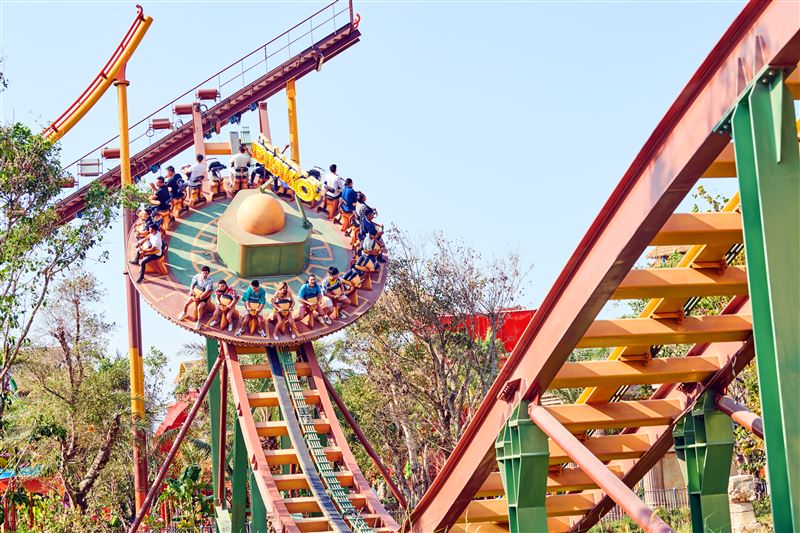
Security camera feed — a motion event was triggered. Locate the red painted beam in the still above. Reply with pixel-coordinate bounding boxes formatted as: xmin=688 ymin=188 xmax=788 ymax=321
xmin=716 ymin=393 xmax=764 ymax=439
xmin=55 ymin=25 xmax=360 ymax=224
xmin=408 ymin=2 xmax=800 ymax=530
xmin=529 ymin=405 xmax=673 ymax=533
xmin=129 ymin=351 xmax=225 ymax=533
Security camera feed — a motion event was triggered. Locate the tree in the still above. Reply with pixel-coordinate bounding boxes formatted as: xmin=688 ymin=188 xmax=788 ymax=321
xmin=332 ymin=229 xmax=530 ymax=505
xmin=3 ymin=270 xmax=168 ymax=519
xmin=0 ymin=123 xmax=118 ymax=427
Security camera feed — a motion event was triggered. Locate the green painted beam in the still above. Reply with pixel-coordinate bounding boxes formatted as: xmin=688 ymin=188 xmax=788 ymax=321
xmin=231 ymin=419 xmax=248 ymax=533
xmin=206 ymin=338 xmax=223 ymax=528
xmin=249 ymin=468 xmax=268 ymax=533
xmin=673 ymin=393 xmax=734 ymax=533
xmin=495 ymin=401 xmax=549 ymax=533
xmin=731 ymin=66 xmax=800 ymax=533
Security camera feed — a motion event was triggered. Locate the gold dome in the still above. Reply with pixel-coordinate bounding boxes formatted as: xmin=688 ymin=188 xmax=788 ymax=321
xmin=236 ymin=193 xmax=286 ymax=235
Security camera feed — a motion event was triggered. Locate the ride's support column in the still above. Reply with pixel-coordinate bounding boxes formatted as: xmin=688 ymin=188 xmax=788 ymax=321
xmin=231 ymin=418 xmax=248 ymax=533
xmin=286 ymin=78 xmax=300 ymax=164
xmin=729 ymin=65 xmax=800 ymax=533
xmin=192 ymin=103 xmax=207 ymax=159
xmin=249 ymin=467 xmax=268 ymax=533
xmin=494 ymin=401 xmax=549 ymax=533
xmin=115 ymin=72 xmax=148 ymax=512
xmin=258 ymin=101 xmax=272 ymax=142
xmin=285 ymin=78 xmax=311 ymax=228
xmin=673 ymin=392 xmax=734 ymax=533
xmin=206 ymin=339 xmax=223 ymax=513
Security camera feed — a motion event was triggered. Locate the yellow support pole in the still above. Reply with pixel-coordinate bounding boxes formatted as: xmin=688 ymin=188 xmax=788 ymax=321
xmin=286 ymin=78 xmax=300 ymax=164
xmin=116 ymin=72 xmax=149 ymax=512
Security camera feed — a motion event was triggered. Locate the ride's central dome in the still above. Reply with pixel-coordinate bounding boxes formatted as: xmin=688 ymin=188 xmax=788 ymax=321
xmin=236 ymin=193 xmax=286 ymax=235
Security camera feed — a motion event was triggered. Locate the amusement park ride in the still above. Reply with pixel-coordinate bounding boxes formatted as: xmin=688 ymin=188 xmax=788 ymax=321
xmin=33 ymin=0 xmax=799 ymax=532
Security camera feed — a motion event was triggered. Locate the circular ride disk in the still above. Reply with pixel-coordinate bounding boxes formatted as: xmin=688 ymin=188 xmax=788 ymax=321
xmin=125 ymin=189 xmax=386 ymax=347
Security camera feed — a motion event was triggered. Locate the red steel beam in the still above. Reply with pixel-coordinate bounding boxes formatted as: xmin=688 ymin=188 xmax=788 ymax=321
xmin=217 ymin=361 xmax=229 ymax=506
xmin=303 ymin=344 xmax=401 ymax=529
xmin=408 ymin=3 xmax=800 ymax=530
xmin=316 ymin=353 xmax=409 ymax=510
xmin=129 ymin=351 xmax=225 ymax=533
xmin=529 ymin=405 xmax=673 ymax=533
xmin=55 ymin=25 xmax=360 ymax=224
xmin=716 ymin=393 xmax=764 ymax=439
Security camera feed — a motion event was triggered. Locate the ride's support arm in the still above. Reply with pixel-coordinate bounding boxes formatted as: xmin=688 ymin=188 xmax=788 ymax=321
xmin=258 ymin=101 xmax=272 ymax=142
xmin=673 ymin=392 xmax=734 ymax=533
xmin=729 ymin=65 xmax=800 ymax=533
xmin=715 ymin=393 xmax=763 ymax=439
xmin=527 ymin=404 xmax=674 ymax=533
xmin=129 ymin=351 xmax=225 ymax=533
xmin=495 ymin=401 xmax=549 ymax=533
xmin=217 ymin=359 xmax=229 ymax=507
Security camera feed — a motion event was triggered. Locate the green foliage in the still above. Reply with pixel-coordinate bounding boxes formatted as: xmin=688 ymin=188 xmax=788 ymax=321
xmin=330 ymin=228 xmax=531 ymax=506
xmin=156 ymin=464 xmax=214 ymax=530
xmin=0 ymin=123 xmax=120 ymax=428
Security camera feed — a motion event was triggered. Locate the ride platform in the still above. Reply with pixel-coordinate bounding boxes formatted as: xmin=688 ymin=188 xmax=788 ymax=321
xmin=125 ymin=187 xmax=386 ymax=347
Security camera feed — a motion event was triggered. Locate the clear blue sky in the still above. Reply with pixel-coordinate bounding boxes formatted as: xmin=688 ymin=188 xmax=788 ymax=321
xmin=1 ymin=1 xmax=743 ymax=380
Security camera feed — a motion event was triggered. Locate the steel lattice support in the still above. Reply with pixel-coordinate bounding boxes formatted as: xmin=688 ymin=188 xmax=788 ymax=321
xmin=494 ymin=401 xmax=549 ymax=533
xmin=673 ymin=392 xmax=734 ymax=533
xmin=728 ymin=65 xmax=800 ymax=533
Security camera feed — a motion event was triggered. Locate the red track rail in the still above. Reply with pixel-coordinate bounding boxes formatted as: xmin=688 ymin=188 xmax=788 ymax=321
xmin=55 ymin=3 xmax=358 ymax=224
xmin=41 ymin=6 xmax=149 ymax=141
xmin=407 ymin=1 xmax=800 ymax=530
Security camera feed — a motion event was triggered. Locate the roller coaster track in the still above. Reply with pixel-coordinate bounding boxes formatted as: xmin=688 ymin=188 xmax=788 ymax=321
xmin=224 ymin=342 xmax=399 ymax=533
xmin=408 ymin=1 xmax=800 ymax=532
xmin=54 ymin=0 xmax=360 ymax=225
xmin=41 ymin=6 xmax=152 ymax=142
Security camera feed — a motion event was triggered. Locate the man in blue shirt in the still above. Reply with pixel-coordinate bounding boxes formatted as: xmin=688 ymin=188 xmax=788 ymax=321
xmin=236 ymin=279 xmax=268 ymax=337
xmin=340 ymin=178 xmax=358 ymax=213
xmin=297 ymin=274 xmax=332 ymax=326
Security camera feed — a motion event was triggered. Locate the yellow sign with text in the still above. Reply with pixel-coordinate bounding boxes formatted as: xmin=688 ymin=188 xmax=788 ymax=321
xmin=250 ymin=134 xmax=322 ymax=203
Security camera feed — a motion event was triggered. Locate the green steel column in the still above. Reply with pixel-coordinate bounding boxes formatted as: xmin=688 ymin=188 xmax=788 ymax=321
xmin=495 ymin=401 xmax=549 ymax=533
xmin=731 ymin=66 xmax=800 ymax=533
xmin=205 ymin=339 xmax=222 ymax=516
xmin=231 ymin=419 xmax=248 ymax=533
xmin=249 ymin=468 xmax=268 ymax=533
xmin=674 ymin=393 xmax=734 ymax=533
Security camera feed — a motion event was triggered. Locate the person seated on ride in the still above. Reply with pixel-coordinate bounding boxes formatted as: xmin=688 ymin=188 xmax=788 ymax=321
xmin=208 ymin=159 xmax=226 ymax=182
xmin=250 ymin=164 xmax=266 ymax=187
xmin=322 ymin=266 xmax=354 ymax=320
xmin=129 ymin=224 xmax=164 ymax=284
xmin=353 ymin=192 xmax=370 ymax=227
xmin=229 ymin=145 xmax=252 ymax=189
xmin=164 ymin=166 xmax=186 ymax=199
xmin=296 ymin=274 xmax=332 ymax=326
xmin=208 ymin=279 xmax=239 ymax=331
xmin=322 ymin=164 xmax=343 ymax=219
xmin=187 ymin=154 xmax=207 ymax=189
xmin=270 ymin=281 xmax=300 ymax=340
xmin=236 ymin=279 xmax=268 ymax=338
xmin=359 ymin=232 xmax=382 ymax=271
xmin=360 ymin=208 xmax=386 ymax=263
xmin=134 ymin=208 xmax=154 ymax=238
xmin=148 ymin=176 xmax=171 ymax=214
xmin=177 ymin=266 xmax=214 ymax=330
xmin=340 ymin=179 xmax=357 ymax=213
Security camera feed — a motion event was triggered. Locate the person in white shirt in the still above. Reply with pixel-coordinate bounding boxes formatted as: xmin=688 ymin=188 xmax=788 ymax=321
xmin=177 ymin=266 xmax=215 ymax=330
xmin=129 ymin=225 xmax=163 ymax=283
xmin=229 ymin=145 xmax=252 ymax=189
xmin=323 ymin=164 xmax=343 ymax=219
xmin=188 ymin=154 xmax=207 ymax=188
